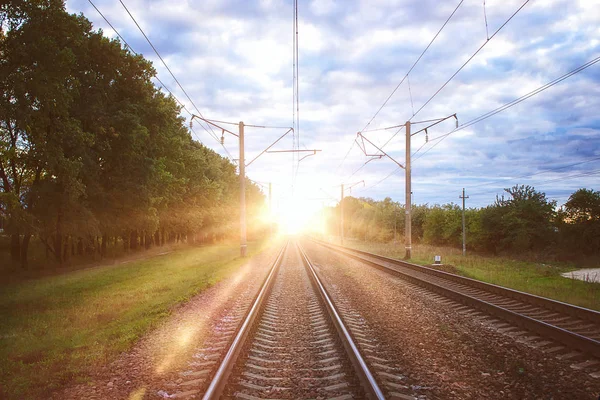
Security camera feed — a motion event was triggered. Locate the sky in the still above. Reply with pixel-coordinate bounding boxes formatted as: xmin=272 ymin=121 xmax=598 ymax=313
xmin=66 ymin=0 xmax=600 ymax=215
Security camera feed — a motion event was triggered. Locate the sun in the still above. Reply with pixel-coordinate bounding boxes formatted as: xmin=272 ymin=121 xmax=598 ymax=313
xmin=276 ymin=197 xmax=320 ymax=235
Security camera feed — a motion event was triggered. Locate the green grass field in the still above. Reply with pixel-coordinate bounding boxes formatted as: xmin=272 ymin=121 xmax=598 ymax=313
xmin=341 ymin=239 xmax=600 ymax=311
xmin=0 ymin=241 xmax=268 ymax=399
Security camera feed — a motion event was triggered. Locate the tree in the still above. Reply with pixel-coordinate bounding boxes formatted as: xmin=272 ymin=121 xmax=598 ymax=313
xmin=564 ymin=188 xmax=600 ymax=223
xmin=559 ymin=188 xmax=600 ymax=257
xmin=1 ymin=0 xmax=266 ymax=269
xmin=469 ymin=185 xmax=557 ymax=254
xmin=423 ymin=203 xmax=462 ymax=247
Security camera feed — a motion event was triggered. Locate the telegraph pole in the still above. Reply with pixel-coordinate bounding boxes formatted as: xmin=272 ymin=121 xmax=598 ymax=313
xmin=460 ymin=188 xmax=469 ymax=256
xmin=268 ymin=182 xmax=272 ymax=236
xmin=405 ymin=121 xmax=412 ymax=259
xmin=190 ymin=115 xmax=319 ymax=257
xmin=239 ymin=121 xmax=247 ymax=257
xmin=394 ymin=205 xmax=398 ymax=243
xmin=340 ymin=183 xmax=344 ymax=246
xmin=355 ymin=114 xmax=456 ymax=260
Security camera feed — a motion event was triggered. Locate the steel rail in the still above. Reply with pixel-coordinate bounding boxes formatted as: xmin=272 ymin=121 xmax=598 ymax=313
xmin=297 ymin=242 xmax=386 ymax=400
xmin=311 ymin=238 xmax=600 ymax=358
xmin=201 ymin=241 xmax=288 ymax=400
xmin=314 ymin=239 xmax=600 ymax=324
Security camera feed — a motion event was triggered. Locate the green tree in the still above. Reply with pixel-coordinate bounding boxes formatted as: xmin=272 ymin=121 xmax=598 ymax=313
xmin=470 ymin=185 xmax=556 ymax=254
xmin=1 ymin=0 xmax=265 ymax=269
xmin=559 ymin=188 xmax=600 ymax=257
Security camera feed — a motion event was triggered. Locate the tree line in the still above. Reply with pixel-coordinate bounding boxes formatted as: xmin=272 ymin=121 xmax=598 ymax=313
xmin=0 ymin=0 xmax=265 ymax=270
xmin=325 ymin=185 xmax=600 ymax=262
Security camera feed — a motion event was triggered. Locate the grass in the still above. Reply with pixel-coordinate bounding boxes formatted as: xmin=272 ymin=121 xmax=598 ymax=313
xmin=0 ymin=240 xmax=268 ymax=399
xmin=336 ymin=238 xmax=600 ymax=312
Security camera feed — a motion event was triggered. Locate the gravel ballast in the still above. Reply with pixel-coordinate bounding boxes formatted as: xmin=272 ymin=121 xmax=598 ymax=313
xmin=303 ymin=239 xmax=600 ymax=400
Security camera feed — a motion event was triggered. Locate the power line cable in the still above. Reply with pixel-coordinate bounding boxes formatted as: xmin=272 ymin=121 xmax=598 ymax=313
xmin=412 ymin=55 xmax=600 ymax=161
xmin=86 ymin=0 xmax=233 ymax=158
xmin=292 ymin=0 xmax=297 ymax=179
xmin=359 ymin=166 xmax=403 ymax=192
xmin=467 ymin=156 xmax=600 ymax=190
xmin=361 ymin=164 xmax=600 ymax=199
xmin=117 ymin=0 xmax=235 ymax=158
xmin=335 ymin=0 xmax=464 ymax=173
xmin=410 ymin=0 xmax=530 ymax=120
xmin=295 ymin=0 xmax=300 ymax=158
xmin=292 ymin=0 xmax=301 ymax=191
xmin=483 ymin=0 xmax=490 ymax=40
xmin=360 ymin=0 xmax=465 ymax=133
xmin=469 ymin=168 xmax=600 ymax=197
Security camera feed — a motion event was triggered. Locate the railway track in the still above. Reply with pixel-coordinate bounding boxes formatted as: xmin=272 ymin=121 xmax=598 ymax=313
xmin=310 ymin=238 xmax=600 ymax=365
xmin=200 ymin=241 xmax=387 ymax=400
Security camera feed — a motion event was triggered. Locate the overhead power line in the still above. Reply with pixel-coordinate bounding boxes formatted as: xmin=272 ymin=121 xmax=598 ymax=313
xmin=469 ymin=168 xmax=600 ymax=197
xmin=357 ymin=166 xmax=403 ymax=192
xmin=410 ymin=0 xmax=531 ymax=120
xmin=467 ymin=156 xmax=600 ymax=190
xmin=364 ymin=0 xmax=530 ymax=162
xmin=412 ymin=54 xmax=600 ymax=161
xmin=292 ymin=0 xmax=301 ymax=191
xmin=335 ymin=0 xmax=464 ymax=174
xmin=361 ymin=0 xmax=465 ymax=134
xmin=86 ymin=0 xmax=233 ymax=158
xmin=358 ymin=52 xmax=600 ymax=191
xmin=203 ymin=119 xmax=290 ymax=129
xmin=117 ymin=0 xmax=235 ymax=158
xmin=360 ymin=162 xmax=600 ymax=199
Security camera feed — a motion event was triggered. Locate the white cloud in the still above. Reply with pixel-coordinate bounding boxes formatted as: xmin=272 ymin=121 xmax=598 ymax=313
xmin=65 ymin=0 xmax=600 ymax=207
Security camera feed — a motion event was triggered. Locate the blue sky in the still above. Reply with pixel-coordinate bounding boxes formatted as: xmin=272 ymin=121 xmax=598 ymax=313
xmin=66 ymin=0 xmax=600 ymax=211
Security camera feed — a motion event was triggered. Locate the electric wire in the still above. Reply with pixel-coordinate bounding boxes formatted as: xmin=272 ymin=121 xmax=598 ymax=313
xmin=408 ymin=75 xmax=415 ymax=116
xmin=467 ymin=156 xmax=600 ymax=190
xmin=295 ymin=0 xmax=300 ymax=158
xmin=358 ymin=162 xmax=600 ymax=198
xmin=117 ymin=0 xmax=235 ymax=158
xmin=89 ymin=0 xmax=224 ymax=150
xmin=292 ymin=0 xmax=301 ymax=191
xmin=469 ymin=168 xmax=600 ymax=197
xmin=348 ymin=161 xmax=370 ymax=180
xmin=86 ymin=0 xmax=233 ymax=159
xmin=363 ymin=0 xmax=529 ymax=160
xmin=360 ymin=0 xmax=465 ymax=133
xmin=292 ymin=0 xmax=297 ymax=179
xmin=203 ymin=119 xmax=291 ymax=129
xmin=335 ymin=0 xmax=464 ymax=173
xmin=483 ymin=0 xmax=490 ymax=40
xmin=359 ymin=166 xmax=403 ymax=192
xmin=410 ymin=0 xmax=530 ymax=120
xmin=411 ymin=55 xmax=600 ymax=161
xmin=341 ymin=123 xmax=403 ymax=184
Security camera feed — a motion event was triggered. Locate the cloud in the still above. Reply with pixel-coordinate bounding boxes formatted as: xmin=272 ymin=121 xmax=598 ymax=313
xmin=66 ymin=0 xmax=600 ymax=208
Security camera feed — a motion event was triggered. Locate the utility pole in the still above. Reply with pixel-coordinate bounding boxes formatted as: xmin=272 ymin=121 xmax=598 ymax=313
xmin=239 ymin=121 xmax=247 ymax=257
xmin=405 ymin=121 xmax=412 ymax=259
xmin=269 ymin=182 xmax=272 ymax=236
xmin=460 ymin=188 xmax=469 ymax=256
xmin=191 ymin=114 xmax=320 ymax=257
xmin=355 ymin=114 xmax=456 ymax=260
xmin=394 ymin=205 xmax=397 ymax=243
xmin=340 ymin=184 xmax=344 ymax=246
xmin=338 ymin=181 xmax=363 ymax=246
